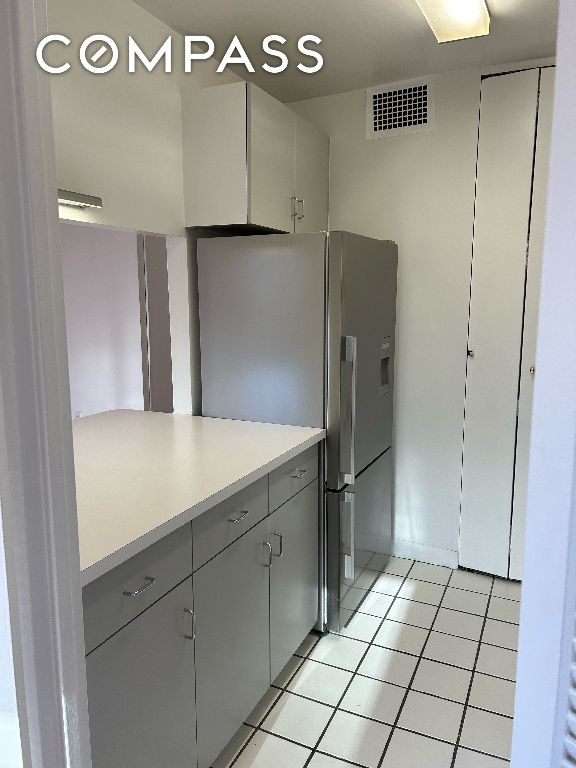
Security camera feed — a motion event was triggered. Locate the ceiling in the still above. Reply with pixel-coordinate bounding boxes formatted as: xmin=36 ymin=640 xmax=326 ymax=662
xmin=132 ymin=0 xmax=558 ymax=102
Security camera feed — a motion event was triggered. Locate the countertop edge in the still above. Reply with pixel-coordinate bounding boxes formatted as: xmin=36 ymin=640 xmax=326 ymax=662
xmin=80 ymin=429 xmax=325 ymax=586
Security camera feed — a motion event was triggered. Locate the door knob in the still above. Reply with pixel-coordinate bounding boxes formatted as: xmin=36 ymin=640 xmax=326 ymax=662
xmin=530 ymin=366 xmax=535 ymax=375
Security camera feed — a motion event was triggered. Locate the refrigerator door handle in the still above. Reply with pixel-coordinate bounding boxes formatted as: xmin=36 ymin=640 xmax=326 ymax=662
xmin=340 ymin=491 xmax=355 ymax=582
xmin=340 ymin=335 xmax=357 ymax=485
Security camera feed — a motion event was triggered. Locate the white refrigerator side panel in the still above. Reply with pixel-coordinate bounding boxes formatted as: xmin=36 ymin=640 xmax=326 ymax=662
xmin=198 ymin=234 xmax=326 ymax=427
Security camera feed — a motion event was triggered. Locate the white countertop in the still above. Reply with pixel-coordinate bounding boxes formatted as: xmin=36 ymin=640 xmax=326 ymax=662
xmin=74 ymin=410 xmax=325 ymax=585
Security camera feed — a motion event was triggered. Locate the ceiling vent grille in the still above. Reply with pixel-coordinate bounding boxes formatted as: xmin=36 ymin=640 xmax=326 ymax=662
xmin=366 ymin=77 xmax=436 ymax=139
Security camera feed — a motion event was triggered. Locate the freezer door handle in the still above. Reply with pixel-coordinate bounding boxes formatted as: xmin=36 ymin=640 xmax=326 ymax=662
xmin=340 ymin=335 xmax=357 ymax=485
xmin=340 ymin=491 xmax=355 ymax=582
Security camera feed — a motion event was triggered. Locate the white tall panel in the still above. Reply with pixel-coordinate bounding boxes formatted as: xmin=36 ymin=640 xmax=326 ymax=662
xmin=61 ymin=222 xmax=143 ymax=418
xmin=509 ymin=69 xmax=555 ymax=580
xmin=460 ymin=70 xmax=539 ymax=576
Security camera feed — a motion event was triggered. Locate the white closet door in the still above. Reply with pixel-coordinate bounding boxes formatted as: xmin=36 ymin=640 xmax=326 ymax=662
xmin=460 ymin=70 xmax=539 ymax=577
xmin=509 ymin=69 xmax=555 ymax=580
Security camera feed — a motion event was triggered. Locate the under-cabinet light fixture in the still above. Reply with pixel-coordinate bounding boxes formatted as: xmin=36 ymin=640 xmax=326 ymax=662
xmin=57 ymin=189 xmax=103 ymax=209
xmin=415 ymin=0 xmax=490 ymax=43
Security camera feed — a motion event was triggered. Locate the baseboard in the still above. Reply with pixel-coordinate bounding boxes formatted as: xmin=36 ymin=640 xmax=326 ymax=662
xmin=389 ymin=539 xmax=459 ymax=569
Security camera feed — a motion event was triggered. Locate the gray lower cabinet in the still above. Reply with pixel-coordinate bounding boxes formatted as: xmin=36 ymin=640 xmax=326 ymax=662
xmin=84 ymin=446 xmax=321 ymax=768
xmin=269 ymin=479 xmax=319 ymax=681
xmin=85 ymin=577 xmax=197 ymax=768
xmin=194 ymin=518 xmax=270 ymax=768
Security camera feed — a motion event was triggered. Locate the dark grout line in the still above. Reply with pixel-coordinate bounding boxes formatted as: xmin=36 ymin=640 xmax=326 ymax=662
xmin=296 ymin=630 xmax=516 ymax=680
xmin=449 ymin=574 xmax=496 ymax=767
xmin=375 ymin=569 xmax=456 ymax=767
xmin=314 ymin=748 xmax=369 ymax=768
xmin=226 ymin=562 xmax=516 ymax=768
xmin=298 ymin=561 xmax=419 ymax=768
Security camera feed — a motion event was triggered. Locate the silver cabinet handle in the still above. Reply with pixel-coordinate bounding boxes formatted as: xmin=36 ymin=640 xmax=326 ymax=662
xmin=339 ymin=336 xmax=357 ymax=485
xmin=340 ymin=492 xmax=355 ymax=582
xmin=530 ymin=366 xmax=536 ymax=375
xmin=123 ymin=575 xmax=156 ymax=598
xmin=263 ymin=541 xmax=273 ymax=568
xmin=297 ymin=198 xmax=305 ymax=221
xmin=273 ymin=532 xmax=284 ymax=558
xmin=183 ymin=608 xmax=195 ymax=640
xmin=291 ymin=468 xmax=308 ymax=480
xmin=291 ymin=196 xmax=298 ymax=220
xmin=227 ymin=510 xmax=250 ymax=524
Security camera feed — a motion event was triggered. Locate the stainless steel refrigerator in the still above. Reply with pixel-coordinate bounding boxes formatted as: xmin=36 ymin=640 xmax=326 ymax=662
xmin=197 ymin=231 xmax=398 ymax=631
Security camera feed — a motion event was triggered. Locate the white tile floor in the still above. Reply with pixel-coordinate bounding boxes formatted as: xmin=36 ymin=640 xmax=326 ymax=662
xmin=211 ymin=557 xmax=521 ymax=768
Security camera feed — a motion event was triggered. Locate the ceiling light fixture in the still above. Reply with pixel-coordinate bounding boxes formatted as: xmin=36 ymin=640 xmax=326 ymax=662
xmin=415 ymin=0 xmax=490 ymax=43
xmin=57 ymin=189 xmax=103 ymax=209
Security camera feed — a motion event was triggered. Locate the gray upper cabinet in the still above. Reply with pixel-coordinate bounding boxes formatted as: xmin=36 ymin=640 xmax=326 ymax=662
xmin=193 ymin=517 xmax=271 ymax=768
xmin=182 ymin=82 xmax=329 ymax=232
xmin=269 ymin=479 xmax=319 ymax=681
xmin=85 ymin=577 xmax=197 ymax=768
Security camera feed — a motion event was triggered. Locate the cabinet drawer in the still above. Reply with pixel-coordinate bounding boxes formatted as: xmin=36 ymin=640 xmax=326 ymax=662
xmin=83 ymin=524 xmax=192 ymax=654
xmin=269 ymin=446 xmax=318 ymax=512
xmin=192 ymin=476 xmax=268 ymax=571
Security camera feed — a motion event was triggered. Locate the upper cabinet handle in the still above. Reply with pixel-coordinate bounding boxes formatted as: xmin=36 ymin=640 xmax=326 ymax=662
xmin=123 ymin=575 xmax=156 ymax=598
xmin=291 ymin=196 xmax=298 ymax=219
xmin=273 ymin=532 xmax=284 ymax=558
xmin=183 ymin=608 xmax=195 ymax=640
xmin=297 ymin=198 xmax=305 ymax=221
xmin=291 ymin=468 xmax=308 ymax=479
xmin=227 ymin=510 xmax=250 ymax=524
xmin=263 ymin=541 xmax=273 ymax=568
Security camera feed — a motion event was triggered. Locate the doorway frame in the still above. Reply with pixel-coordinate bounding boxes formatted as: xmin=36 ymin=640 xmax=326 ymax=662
xmin=0 ymin=1 xmax=574 ymax=767
xmin=0 ymin=0 xmax=91 ymax=766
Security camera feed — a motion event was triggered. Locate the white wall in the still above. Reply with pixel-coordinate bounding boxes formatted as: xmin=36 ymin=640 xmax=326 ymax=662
xmin=292 ymin=70 xmax=482 ymax=565
xmin=61 ymin=221 xmax=144 ymax=417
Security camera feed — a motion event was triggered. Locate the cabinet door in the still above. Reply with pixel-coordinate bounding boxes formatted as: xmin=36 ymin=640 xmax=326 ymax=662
xmin=510 ymin=68 xmax=555 ymax=580
xmin=294 ymin=114 xmax=329 ymax=233
xmin=85 ymin=578 xmax=196 ymax=768
xmin=194 ymin=518 xmax=270 ymax=768
xmin=249 ymin=84 xmax=295 ymax=232
xmin=269 ymin=480 xmax=319 ymax=681
xmin=182 ymin=82 xmax=249 ymax=227
xmin=459 ymin=69 xmax=539 ymax=577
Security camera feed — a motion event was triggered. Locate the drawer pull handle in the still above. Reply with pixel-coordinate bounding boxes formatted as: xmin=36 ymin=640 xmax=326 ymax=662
xmin=273 ymin=532 xmax=284 ymax=558
xmin=291 ymin=469 xmax=308 ymax=479
xmin=227 ymin=510 xmax=250 ymax=524
xmin=123 ymin=576 xmax=156 ymax=598
xmin=183 ymin=608 xmax=195 ymax=640
xmin=263 ymin=541 xmax=273 ymax=568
